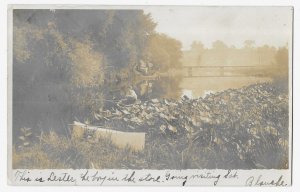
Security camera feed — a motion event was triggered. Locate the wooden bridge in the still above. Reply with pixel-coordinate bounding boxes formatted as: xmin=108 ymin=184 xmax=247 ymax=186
xmin=182 ymin=65 xmax=268 ymax=78
xmin=131 ymin=65 xmax=271 ymax=80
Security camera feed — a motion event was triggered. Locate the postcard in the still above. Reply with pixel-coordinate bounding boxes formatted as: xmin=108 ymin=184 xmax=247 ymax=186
xmin=7 ymin=5 xmax=293 ymax=186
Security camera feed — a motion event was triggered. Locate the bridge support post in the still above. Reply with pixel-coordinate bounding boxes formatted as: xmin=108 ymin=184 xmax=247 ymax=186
xmin=220 ymin=66 xmax=224 ymax=77
xmin=188 ymin=67 xmax=193 ymax=77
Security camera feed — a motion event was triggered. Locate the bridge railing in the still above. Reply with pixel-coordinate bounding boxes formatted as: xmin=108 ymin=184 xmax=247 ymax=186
xmin=182 ymin=65 xmax=275 ymax=78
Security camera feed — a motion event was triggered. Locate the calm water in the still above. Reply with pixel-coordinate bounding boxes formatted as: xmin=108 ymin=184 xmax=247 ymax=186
xmin=180 ymin=76 xmax=272 ymax=98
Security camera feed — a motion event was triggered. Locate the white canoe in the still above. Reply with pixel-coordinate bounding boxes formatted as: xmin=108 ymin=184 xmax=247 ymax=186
xmin=71 ymin=121 xmax=145 ymax=152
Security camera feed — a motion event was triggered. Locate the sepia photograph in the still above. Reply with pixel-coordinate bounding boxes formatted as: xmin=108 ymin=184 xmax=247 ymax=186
xmin=7 ymin=5 xmax=293 ymax=186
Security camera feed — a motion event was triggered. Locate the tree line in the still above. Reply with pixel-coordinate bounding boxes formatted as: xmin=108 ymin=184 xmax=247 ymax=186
xmin=182 ymin=40 xmax=288 ymax=81
xmin=13 ymin=9 xmax=183 ymax=137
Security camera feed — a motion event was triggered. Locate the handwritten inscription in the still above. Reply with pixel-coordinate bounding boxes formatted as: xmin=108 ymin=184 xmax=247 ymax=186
xmin=47 ymin=172 xmax=76 ymax=183
xmin=245 ymin=175 xmax=287 ymax=186
xmin=80 ymin=170 xmax=120 ymax=185
xmin=14 ymin=170 xmax=32 ymax=182
xmin=12 ymin=169 xmax=289 ymax=186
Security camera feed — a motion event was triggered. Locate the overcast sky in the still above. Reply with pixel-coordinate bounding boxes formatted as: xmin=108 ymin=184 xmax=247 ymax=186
xmin=143 ymin=6 xmax=293 ymax=50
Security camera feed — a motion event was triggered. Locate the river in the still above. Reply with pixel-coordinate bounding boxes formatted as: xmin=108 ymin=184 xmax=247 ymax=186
xmin=180 ymin=76 xmax=272 ymax=98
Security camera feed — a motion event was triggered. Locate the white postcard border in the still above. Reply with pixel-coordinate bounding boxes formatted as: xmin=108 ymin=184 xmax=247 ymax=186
xmin=5 ymin=2 xmax=295 ymax=189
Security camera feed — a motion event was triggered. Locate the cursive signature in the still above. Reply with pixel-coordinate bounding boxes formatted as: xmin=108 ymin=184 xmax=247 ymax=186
xmin=245 ymin=175 xmax=287 ymax=186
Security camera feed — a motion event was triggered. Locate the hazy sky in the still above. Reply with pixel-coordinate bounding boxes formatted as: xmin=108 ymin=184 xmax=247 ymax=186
xmin=143 ymin=6 xmax=293 ymax=50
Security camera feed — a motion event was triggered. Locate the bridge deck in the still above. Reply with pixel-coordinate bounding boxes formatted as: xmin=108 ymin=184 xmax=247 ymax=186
xmin=182 ymin=65 xmax=266 ymax=68
xmin=182 ymin=65 xmax=269 ymax=78
xmin=183 ymin=75 xmax=262 ymax=78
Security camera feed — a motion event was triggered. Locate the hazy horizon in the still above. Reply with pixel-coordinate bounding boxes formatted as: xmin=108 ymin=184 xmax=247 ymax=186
xmin=144 ymin=6 xmax=293 ymax=50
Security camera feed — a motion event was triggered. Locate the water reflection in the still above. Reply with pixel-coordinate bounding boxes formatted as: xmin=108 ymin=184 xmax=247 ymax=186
xmin=129 ymin=74 xmax=272 ymax=100
xmin=127 ymin=63 xmax=275 ymax=100
xmin=132 ymin=76 xmax=182 ymax=101
xmin=180 ymin=76 xmax=272 ymax=98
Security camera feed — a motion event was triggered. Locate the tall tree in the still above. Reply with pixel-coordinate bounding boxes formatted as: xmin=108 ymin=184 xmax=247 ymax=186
xmin=145 ymin=33 xmax=182 ymax=71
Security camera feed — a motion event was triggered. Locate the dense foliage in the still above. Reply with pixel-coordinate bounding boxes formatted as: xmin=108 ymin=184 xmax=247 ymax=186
xmin=13 ymin=10 xmax=183 ymax=137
